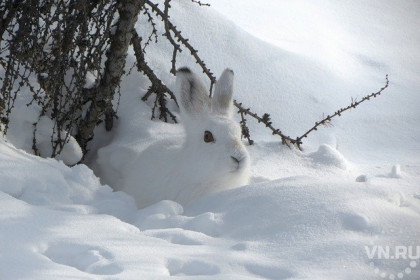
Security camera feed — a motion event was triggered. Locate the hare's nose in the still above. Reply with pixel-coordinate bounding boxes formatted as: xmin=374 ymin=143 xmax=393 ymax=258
xmin=231 ymin=156 xmax=240 ymax=164
xmin=230 ymin=155 xmax=246 ymax=172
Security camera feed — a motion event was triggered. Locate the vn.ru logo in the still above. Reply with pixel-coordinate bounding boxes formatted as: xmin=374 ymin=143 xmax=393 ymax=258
xmin=365 ymin=245 xmax=419 ymax=279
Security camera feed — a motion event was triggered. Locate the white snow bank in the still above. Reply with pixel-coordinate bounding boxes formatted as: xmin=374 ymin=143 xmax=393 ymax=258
xmin=0 ymin=139 xmax=136 ymax=220
xmin=6 ymin=92 xmax=83 ymax=165
xmin=308 ymin=144 xmax=348 ymax=170
xmin=1 ymin=139 xmax=419 ymax=279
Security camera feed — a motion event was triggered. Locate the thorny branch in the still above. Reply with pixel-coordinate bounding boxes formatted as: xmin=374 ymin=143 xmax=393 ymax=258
xmin=235 ymin=75 xmax=389 ymax=150
xmin=76 ymin=0 xmax=145 ymax=154
xmin=1 ymin=0 xmax=118 ymax=157
xmin=131 ymin=29 xmax=177 ymax=123
xmin=234 ymin=100 xmax=296 ymax=148
xmin=238 ymin=109 xmax=254 ymax=145
xmin=140 ymin=5 xmax=158 ymax=51
xmin=144 ymin=0 xmax=216 ymax=94
xmin=294 ymin=74 xmax=389 ymax=149
xmin=191 ymin=0 xmax=210 ymax=7
xmin=163 ymin=0 xmax=180 ymax=75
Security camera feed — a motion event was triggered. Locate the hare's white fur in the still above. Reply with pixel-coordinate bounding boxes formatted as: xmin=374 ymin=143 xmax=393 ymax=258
xmin=120 ymin=68 xmax=250 ymax=208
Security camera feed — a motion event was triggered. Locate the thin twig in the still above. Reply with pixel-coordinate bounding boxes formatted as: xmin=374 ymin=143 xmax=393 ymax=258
xmin=163 ymin=0 xmax=180 ymax=75
xmin=131 ymin=29 xmax=178 ymax=123
xmin=295 ymin=74 xmax=389 ymax=148
xmin=191 ymin=0 xmax=210 ymax=7
xmin=238 ymin=110 xmax=254 ymax=145
xmin=145 ymin=0 xmax=216 ymax=93
xmin=233 ymin=74 xmax=389 ymax=150
xmin=131 ymin=30 xmax=178 ymax=103
xmin=140 ymin=5 xmax=158 ymax=51
xmin=234 ymin=100 xmax=296 ymax=148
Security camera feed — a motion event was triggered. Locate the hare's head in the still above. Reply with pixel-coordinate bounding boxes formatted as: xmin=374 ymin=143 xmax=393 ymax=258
xmin=175 ymin=67 xmax=250 ymax=181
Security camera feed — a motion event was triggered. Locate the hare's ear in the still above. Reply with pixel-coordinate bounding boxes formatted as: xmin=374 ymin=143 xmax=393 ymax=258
xmin=212 ymin=68 xmax=234 ymax=118
xmin=176 ymin=67 xmax=210 ymax=118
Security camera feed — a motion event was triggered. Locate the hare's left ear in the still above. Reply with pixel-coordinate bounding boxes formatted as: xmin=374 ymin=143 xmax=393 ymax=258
xmin=212 ymin=69 xmax=234 ymax=118
xmin=176 ymin=67 xmax=211 ymax=118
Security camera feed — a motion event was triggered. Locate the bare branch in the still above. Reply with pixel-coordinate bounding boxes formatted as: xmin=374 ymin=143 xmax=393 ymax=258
xmin=191 ymin=0 xmax=210 ymax=7
xmin=77 ymin=0 xmax=145 ymax=153
xmin=238 ymin=109 xmax=254 ymax=145
xmin=163 ymin=0 xmax=181 ymax=75
xmin=234 ymin=100 xmax=297 ymax=148
xmin=131 ymin=29 xmax=178 ymax=124
xmin=140 ymin=5 xmax=159 ymax=51
xmin=145 ymin=0 xmax=216 ymax=93
xmin=295 ymin=74 xmax=389 ymax=148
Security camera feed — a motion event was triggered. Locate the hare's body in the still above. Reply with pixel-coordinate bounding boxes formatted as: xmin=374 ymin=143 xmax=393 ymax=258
xmin=122 ymin=136 xmax=249 ymax=207
xmin=120 ymin=68 xmax=250 ymax=208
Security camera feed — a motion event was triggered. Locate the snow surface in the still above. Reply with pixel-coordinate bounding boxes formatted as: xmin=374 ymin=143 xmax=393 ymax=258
xmin=1 ymin=0 xmax=420 ymax=279
xmin=6 ymin=92 xmax=83 ymax=166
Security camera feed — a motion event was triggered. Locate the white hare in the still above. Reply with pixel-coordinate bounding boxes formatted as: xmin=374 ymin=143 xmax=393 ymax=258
xmin=120 ymin=67 xmax=250 ymax=208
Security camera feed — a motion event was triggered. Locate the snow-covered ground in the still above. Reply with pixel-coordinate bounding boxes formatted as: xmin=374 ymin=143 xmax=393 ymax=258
xmin=1 ymin=0 xmax=420 ymax=279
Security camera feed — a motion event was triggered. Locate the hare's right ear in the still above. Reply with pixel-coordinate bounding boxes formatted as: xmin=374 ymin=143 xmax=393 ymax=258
xmin=176 ymin=67 xmax=210 ymax=118
xmin=212 ymin=68 xmax=234 ymax=118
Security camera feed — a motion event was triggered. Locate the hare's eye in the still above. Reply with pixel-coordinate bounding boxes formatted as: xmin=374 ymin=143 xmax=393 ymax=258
xmin=204 ymin=130 xmax=215 ymax=143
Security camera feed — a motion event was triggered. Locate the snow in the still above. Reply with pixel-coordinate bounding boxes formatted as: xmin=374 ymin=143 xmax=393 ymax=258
xmin=6 ymin=93 xmax=83 ymax=166
xmin=1 ymin=0 xmax=420 ymax=279
xmin=1 ymin=138 xmax=419 ymax=279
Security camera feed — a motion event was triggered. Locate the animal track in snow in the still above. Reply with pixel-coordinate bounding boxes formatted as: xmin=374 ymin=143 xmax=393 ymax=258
xmin=307 ymin=144 xmax=348 ymax=170
xmin=135 ymin=200 xmax=223 ymax=237
xmin=340 ymin=212 xmax=370 ymax=231
xmin=184 ymin=212 xmax=223 ymax=237
xmin=231 ymin=242 xmax=249 ymax=251
xmin=245 ymin=263 xmax=294 ymax=279
xmin=146 ymin=228 xmax=212 ymax=246
xmin=43 ymin=242 xmax=122 ymax=275
xmin=167 ymin=259 xmax=221 ymax=276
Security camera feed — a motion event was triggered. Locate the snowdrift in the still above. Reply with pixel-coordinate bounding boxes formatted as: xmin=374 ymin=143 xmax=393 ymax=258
xmin=1 ymin=138 xmax=420 ymax=279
